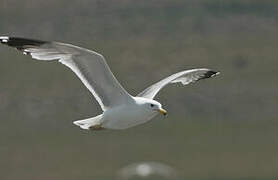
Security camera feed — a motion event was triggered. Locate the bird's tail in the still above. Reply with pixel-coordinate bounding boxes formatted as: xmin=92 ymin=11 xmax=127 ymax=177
xmin=73 ymin=114 xmax=103 ymax=130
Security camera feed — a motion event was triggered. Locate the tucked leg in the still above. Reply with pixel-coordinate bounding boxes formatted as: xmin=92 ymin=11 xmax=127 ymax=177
xmin=90 ymin=124 xmax=105 ymax=131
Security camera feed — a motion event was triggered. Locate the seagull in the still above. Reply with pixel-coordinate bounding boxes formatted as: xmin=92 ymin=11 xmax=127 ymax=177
xmin=0 ymin=36 xmax=219 ymax=131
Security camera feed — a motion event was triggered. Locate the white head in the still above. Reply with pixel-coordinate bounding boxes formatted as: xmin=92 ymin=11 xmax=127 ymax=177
xmin=134 ymin=97 xmax=167 ymax=116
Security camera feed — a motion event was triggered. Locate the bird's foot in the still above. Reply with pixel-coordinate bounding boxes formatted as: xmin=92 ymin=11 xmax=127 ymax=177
xmin=90 ymin=124 xmax=105 ymax=131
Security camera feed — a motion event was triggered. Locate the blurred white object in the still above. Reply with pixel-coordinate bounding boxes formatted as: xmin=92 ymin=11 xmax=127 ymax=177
xmin=117 ymin=161 xmax=179 ymax=180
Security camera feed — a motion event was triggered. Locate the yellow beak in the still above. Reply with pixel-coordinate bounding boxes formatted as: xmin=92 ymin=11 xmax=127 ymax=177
xmin=158 ymin=108 xmax=167 ymax=116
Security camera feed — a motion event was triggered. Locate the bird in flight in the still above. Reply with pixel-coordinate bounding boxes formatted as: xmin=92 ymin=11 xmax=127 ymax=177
xmin=0 ymin=36 xmax=219 ymax=131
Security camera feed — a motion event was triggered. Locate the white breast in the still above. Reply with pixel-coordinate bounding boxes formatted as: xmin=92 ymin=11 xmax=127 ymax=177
xmin=101 ymin=101 xmax=158 ymax=130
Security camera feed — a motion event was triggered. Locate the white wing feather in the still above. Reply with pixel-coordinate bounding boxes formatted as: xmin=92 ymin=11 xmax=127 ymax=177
xmin=0 ymin=36 xmax=132 ymax=111
xmin=137 ymin=68 xmax=219 ymax=99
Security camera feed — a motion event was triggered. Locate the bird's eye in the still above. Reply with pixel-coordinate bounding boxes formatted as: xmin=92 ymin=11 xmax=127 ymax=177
xmin=150 ymin=104 xmax=154 ymax=107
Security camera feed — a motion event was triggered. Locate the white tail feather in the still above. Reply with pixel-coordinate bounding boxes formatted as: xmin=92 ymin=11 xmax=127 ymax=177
xmin=73 ymin=114 xmax=103 ymax=130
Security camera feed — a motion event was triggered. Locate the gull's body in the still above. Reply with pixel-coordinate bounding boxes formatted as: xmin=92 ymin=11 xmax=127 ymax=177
xmin=101 ymin=97 xmax=160 ymax=130
xmin=0 ymin=36 xmax=219 ymax=131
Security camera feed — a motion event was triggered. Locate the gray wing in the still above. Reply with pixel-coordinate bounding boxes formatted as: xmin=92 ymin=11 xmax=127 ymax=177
xmin=0 ymin=36 xmax=133 ymax=111
xmin=137 ymin=68 xmax=219 ymax=99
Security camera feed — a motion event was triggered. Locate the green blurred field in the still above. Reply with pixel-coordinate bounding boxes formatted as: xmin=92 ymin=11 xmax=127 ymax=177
xmin=0 ymin=0 xmax=278 ymax=179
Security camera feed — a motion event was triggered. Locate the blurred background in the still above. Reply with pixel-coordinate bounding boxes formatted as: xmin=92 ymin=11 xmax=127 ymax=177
xmin=0 ymin=0 xmax=278 ymax=179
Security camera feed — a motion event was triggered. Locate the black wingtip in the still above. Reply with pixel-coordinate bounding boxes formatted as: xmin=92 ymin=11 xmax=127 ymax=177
xmin=198 ymin=70 xmax=220 ymax=81
xmin=0 ymin=36 xmax=47 ymax=50
xmin=204 ymin=70 xmax=220 ymax=78
xmin=0 ymin=36 xmax=9 ymax=44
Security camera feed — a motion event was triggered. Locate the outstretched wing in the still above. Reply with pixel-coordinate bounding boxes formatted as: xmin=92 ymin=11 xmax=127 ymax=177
xmin=137 ymin=68 xmax=219 ymax=99
xmin=0 ymin=36 xmax=133 ymax=111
